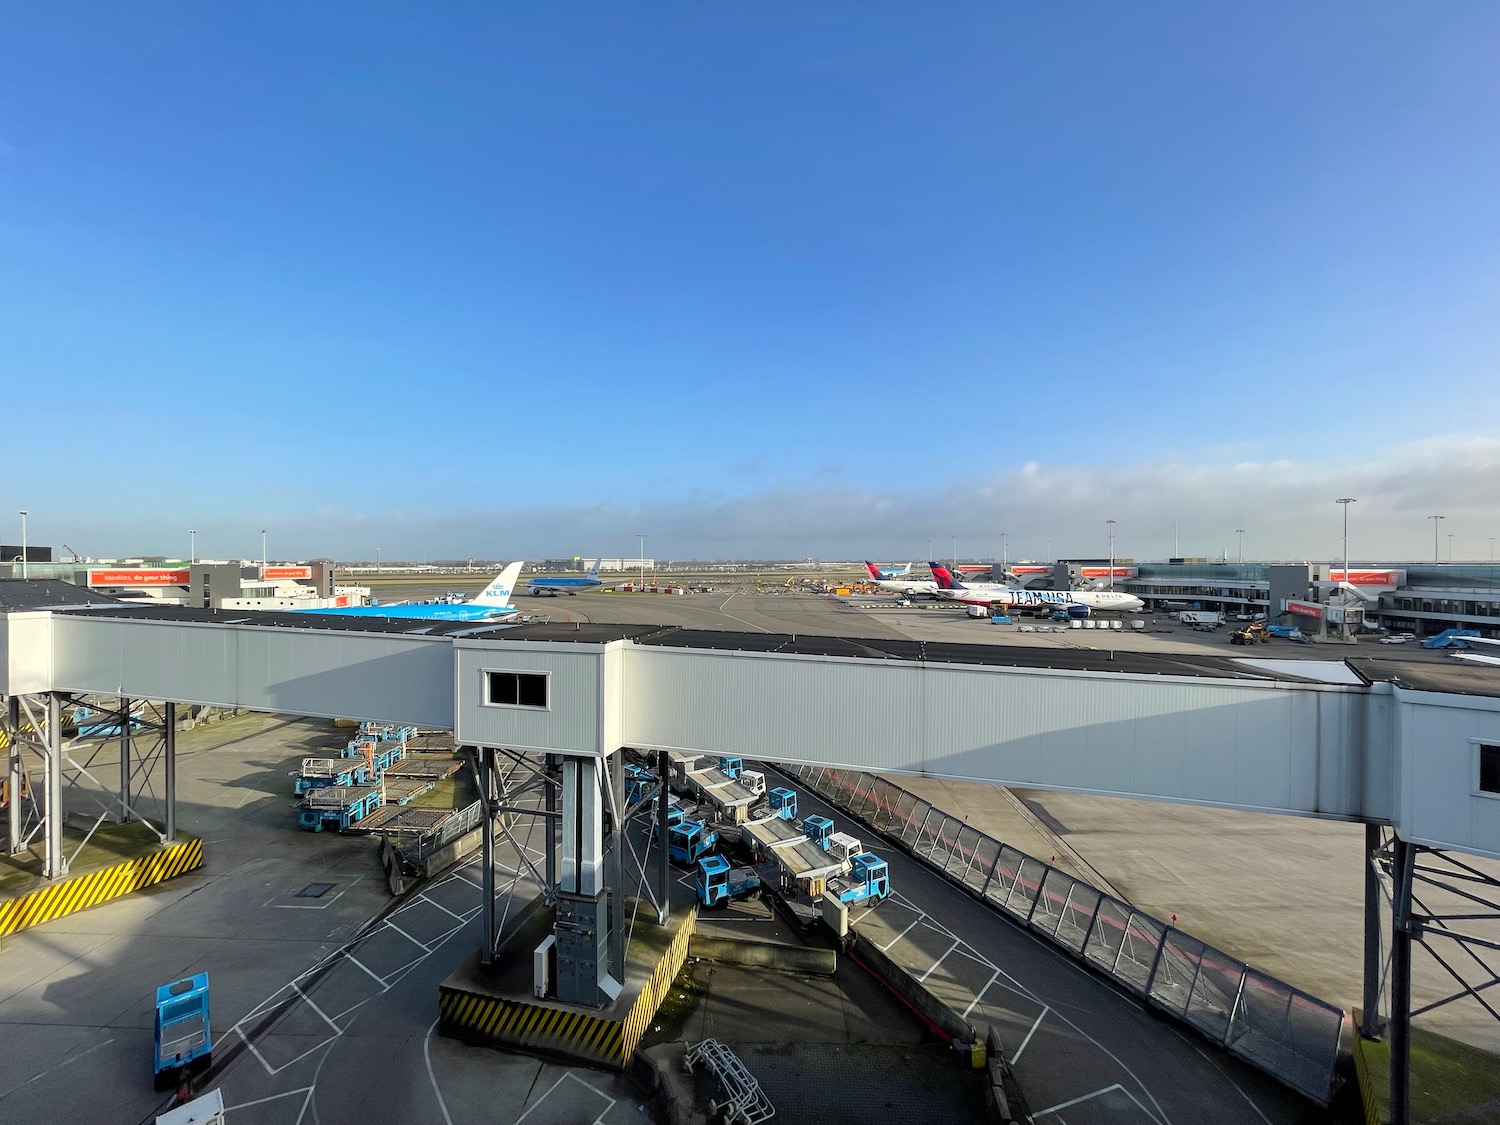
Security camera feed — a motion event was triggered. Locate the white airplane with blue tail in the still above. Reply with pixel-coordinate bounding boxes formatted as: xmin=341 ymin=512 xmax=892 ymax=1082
xmin=527 ymin=559 xmax=602 ymax=596
xmin=298 ymin=562 xmax=524 ymax=622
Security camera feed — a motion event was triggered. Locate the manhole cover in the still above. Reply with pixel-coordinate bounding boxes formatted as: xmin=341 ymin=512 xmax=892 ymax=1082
xmin=296 ymin=883 xmax=336 ymax=898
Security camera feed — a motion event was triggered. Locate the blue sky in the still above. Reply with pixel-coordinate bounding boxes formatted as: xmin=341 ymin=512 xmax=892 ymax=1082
xmin=3 ymin=3 xmax=1498 ymax=563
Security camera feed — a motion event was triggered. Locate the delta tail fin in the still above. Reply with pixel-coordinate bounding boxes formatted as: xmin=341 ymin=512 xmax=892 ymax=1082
xmin=929 ymin=562 xmax=964 ymax=590
xmin=471 ymin=561 xmax=524 ymax=606
xmin=864 ymin=561 xmax=883 ymax=581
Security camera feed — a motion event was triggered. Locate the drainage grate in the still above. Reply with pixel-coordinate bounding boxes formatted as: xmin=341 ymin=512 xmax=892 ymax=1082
xmin=296 ymin=883 xmax=336 ymax=899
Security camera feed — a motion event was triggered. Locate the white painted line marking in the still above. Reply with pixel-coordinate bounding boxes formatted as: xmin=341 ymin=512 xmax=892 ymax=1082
xmin=344 ymin=953 xmax=388 ymax=988
xmin=1035 ymin=1083 xmax=1124 ymax=1118
xmin=419 ymin=895 xmax=468 ymax=922
xmin=878 ymin=915 xmax=925 ymax=952
xmin=291 ymin=982 xmax=342 ymax=1033
xmin=423 ymin=1016 xmax=455 ymax=1125
xmin=962 ymin=970 xmax=1000 ymax=1019
xmin=384 ymin=920 xmax=433 ymax=952
xmin=916 ymin=939 xmax=961 ymax=982
xmin=223 ymin=1085 xmax=316 ymax=1119
xmin=1011 ymin=1005 xmax=1050 ymax=1064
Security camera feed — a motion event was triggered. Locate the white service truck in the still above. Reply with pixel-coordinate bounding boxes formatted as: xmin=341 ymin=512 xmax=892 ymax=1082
xmin=1177 ymin=611 xmax=1225 ymax=626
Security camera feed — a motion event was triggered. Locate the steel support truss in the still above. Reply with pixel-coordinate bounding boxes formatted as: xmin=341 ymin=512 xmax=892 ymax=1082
xmin=1 ymin=692 xmax=176 ymax=880
xmin=1361 ymin=825 xmax=1500 ymax=1125
xmin=475 ymin=746 xmax=675 ymax=992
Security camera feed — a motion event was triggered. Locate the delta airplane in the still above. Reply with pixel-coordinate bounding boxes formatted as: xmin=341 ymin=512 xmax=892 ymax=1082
xmin=928 ymin=563 xmax=1144 ymax=615
xmin=862 ymin=562 xmax=941 ymax=599
xmin=528 ymin=559 xmax=602 ymax=597
xmin=1451 ymin=637 xmax=1500 ymax=667
xmin=296 ymin=562 xmax=524 ymax=622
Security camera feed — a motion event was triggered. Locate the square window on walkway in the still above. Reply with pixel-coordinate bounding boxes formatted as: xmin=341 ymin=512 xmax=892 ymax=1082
xmin=1480 ymin=745 xmax=1500 ymax=795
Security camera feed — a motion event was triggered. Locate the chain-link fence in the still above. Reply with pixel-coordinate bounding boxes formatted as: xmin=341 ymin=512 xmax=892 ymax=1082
xmin=779 ymin=763 xmax=1344 ymax=1106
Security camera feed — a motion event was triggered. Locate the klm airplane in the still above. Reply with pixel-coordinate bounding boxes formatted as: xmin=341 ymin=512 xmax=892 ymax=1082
xmin=297 ymin=562 xmax=523 ymax=622
xmin=527 ymin=558 xmax=602 ymax=596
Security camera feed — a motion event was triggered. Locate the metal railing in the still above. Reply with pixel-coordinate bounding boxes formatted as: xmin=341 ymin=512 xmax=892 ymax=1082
xmin=780 ymin=763 xmax=1345 ymax=1106
xmin=405 ymin=799 xmax=484 ymax=866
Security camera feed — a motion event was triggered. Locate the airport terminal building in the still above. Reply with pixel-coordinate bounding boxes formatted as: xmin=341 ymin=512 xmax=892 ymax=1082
xmin=1043 ymin=560 xmax=1500 ymax=639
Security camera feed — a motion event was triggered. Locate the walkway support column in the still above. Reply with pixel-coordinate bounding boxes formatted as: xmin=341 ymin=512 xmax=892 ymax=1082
xmin=479 ymin=746 xmax=496 ymax=966
xmin=544 ymin=753 xmax=557 ymax=892
xmin=609 ymin=751 xmax=624 ymax=980
xmin=118 ymin=696 xmax=131 ymax=824
xmin=7 ymin=696 xmax=21 ymax=855
xmin=1360 ymin=824 xmax=1384 ymax=1038
xmin=164 ymin=702 xmax=177 ymax=842
xmin=656 ymin=750 xmax=670 ymax=926
xmin=43 ymin=693 xmax=64 ymax=879
xmin=1390 ymin=835 xmax=1416 ymax=1125
xmin=555 ymin=755 xmax=611 ymax=1006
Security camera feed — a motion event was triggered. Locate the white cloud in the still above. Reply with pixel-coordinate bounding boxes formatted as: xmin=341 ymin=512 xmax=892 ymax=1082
xmin=38 ymin=434 xmax=1500 ymax=564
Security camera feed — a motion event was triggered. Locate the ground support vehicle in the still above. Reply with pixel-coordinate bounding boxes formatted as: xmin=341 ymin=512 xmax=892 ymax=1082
xmin=750 ymin=787 xmax=797 ymax=822
xmin=825 ymin=852 xmax=891 ymax=906
xmin=1423 ymin=628 xmax=1481 ymax=649
xmin=668 ymin=820 xmax=720 ymax=866
xmin=1266 ymin=624 xmax=1303 ymax=639
xmin=1178 ymin=611 xmax=1225 ymax=626
xmin=359 ymin=721 xmax=416 ymax=742
xmin=695 ymin=854 xmax=765 ymax=907
xmin=742 ymin=816 xmax=845 ymax=898
xmin=800 ymin=814 xmax=834 ymax=848
xmin=1229 ymin=622 xmax=1269 ymax=645
xmin=154 ymin=974 xmax=212 ymax=1090
xmin=293 ymin=757 xmax=371 ymax=795
xmin=298 ymin=786 xmax=381 ymax=832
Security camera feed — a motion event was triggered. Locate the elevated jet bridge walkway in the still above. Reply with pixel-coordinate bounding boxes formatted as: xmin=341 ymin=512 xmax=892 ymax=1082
xmin=3 ymin=587 xmax=1500 ymax=1123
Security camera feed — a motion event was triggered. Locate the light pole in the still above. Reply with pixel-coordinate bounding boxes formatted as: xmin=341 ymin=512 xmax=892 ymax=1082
xmin=1235 ymin=528 xmax=1245 ymax=566
xmin=18 ymin=510 xmax=28 ymax=580
xmin=376 ymin=547 xmax=381 ymax=571
xmin=1448 ymin=533 xmax=1454 ymax=563
xmin=637 ymin=534 xmax=646 ymax=589
xmin=951 ymin=536 xmax=957 ymax=570
xmin=1491 ymin=537 xmax=1496 ymax=564
xmin=189 ymin=529 xmax=196 ymax=565
xmin=1001 ymin=531 xmax=1008 ymax=576
xmin=1429 ymin=515 xmax=1444 ymax=564
xmin=1336 ymin=499 xmax=1355 ymax=590
xmin=261 ymin=529 xmax=267 ymax=575
xmin=927 ymin=539 xmax=932 ymax=563
xmin=1106 ymin=519 xmax=1116 ymax=588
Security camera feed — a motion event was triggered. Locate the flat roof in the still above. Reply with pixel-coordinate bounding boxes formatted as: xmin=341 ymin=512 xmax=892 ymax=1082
xmin=34 ymin=603 xmax=1500 ymax=696
xmin=0 ymin=579 xmax=125 ymax=610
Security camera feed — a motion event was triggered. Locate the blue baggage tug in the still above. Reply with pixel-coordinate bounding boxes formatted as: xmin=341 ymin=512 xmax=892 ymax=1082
xmin=153 ymin=973 xmax=212 ymax=1089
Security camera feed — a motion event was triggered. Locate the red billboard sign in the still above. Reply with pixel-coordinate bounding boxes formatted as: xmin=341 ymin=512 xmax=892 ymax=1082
xmin=87 ymin=569 xmax=190 ymax=587
xmin=1286 ymin=600 xmax=1324 ymax=619
xmin=1330 ymin=569 xmax=1405 ymax=587
xmin=1078 ymin=567 xmax=1136 ymax=579
xmin=263 ymin=566 xmax=313 ymax=580
xmin=1009 ymin=566 xmax=1053 ymax=576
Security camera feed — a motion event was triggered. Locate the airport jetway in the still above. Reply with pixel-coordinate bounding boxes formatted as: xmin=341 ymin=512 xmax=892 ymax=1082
xmin=4 ymin=591 xmax=1500 ymax=1122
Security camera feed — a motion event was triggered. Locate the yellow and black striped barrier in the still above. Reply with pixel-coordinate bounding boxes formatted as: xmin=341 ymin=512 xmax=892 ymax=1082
xmin=0 ymin=836 xmax=203 ymax=938
xmin=440 ymin=905 xmax=698 ymax=1069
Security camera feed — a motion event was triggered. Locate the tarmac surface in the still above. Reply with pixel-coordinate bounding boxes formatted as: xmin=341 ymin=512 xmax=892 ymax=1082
xmin=516 ymin=587 xmax=1500 ymax=1057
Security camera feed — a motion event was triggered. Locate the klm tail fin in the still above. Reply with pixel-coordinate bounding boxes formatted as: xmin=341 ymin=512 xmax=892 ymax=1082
xmin=896 ymin=562 xmax=912 ymax=576
xmin=928 ymin=562 xmax=964 ymax=590
xmin=471 ymin=561 xmax=524 ymax=606
xmin=585 ymin=558 xmax=601 ymax=580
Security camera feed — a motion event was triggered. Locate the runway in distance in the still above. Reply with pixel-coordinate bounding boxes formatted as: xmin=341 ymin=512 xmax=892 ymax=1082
xmin=527 ymin=559 xmax=602 ymax=596
xmin=297 ymin=562 xmax=524 ymax=622
xmin=862 ymin=561 xmax=941 ymax=599
xmin=927 ymin=563 xmax=1145 ymax=615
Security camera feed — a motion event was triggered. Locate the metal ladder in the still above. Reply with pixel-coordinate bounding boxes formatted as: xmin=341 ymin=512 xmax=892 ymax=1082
xmin=683 ymin=1038 xmax=775 ymax=1124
